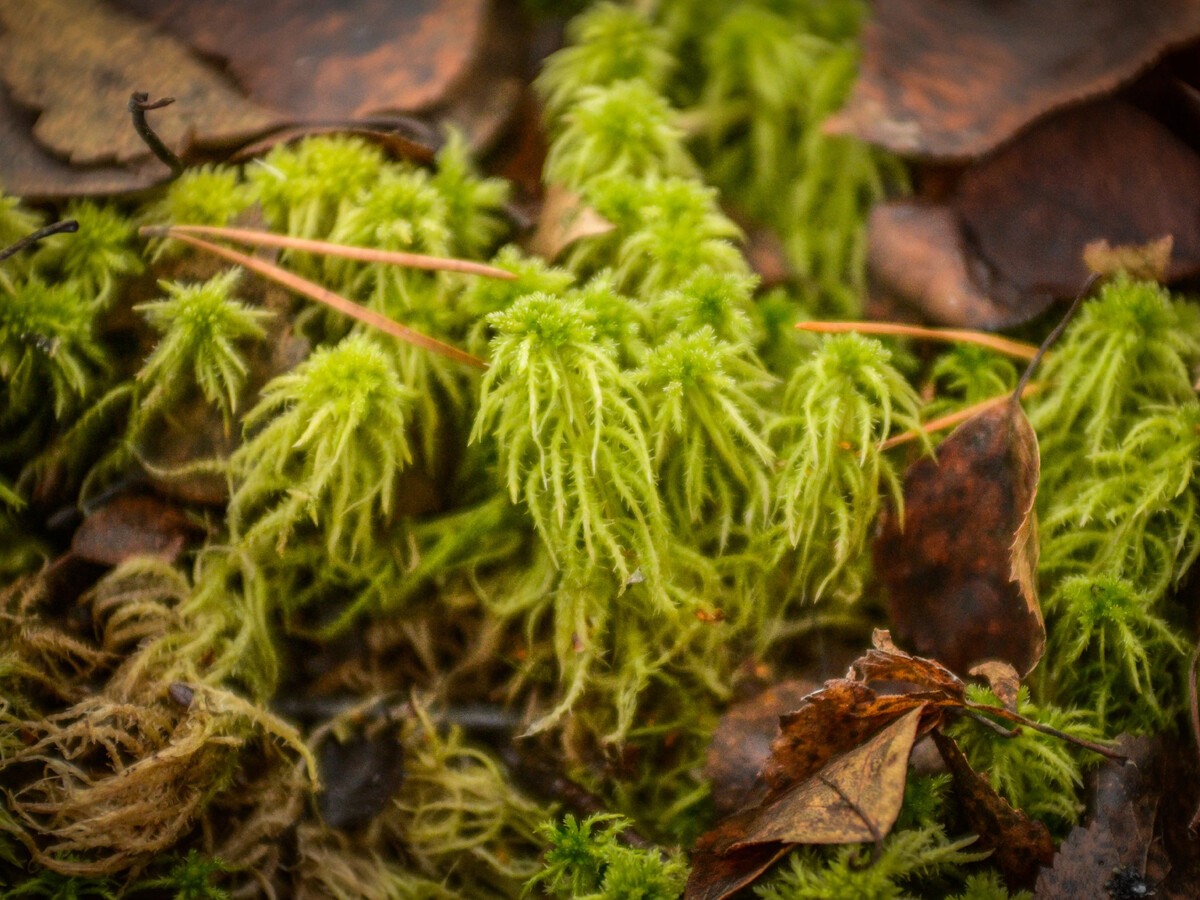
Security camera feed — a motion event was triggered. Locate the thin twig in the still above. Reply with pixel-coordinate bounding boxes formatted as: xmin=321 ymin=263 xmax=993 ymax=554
xmin=964 ymin=709 xmax=1021 ymax=738
xmin=128 ymin=92 xmax=183 ymax=174
xmin=1011 ymin=272 xmax=1101 ymax=406
xmin=796 ymin=321 xmax=1039 ymax=361
xmin=818 ymin=775 xmax=883 ymax=865
xmin=163 ymin=223 xmax=516 ymax=280
xmin=146 ymin=229 xmax=487 ymax=370
xmin=879 ymin=383 xmax=1040 ymax=452
xmin=0 ymin=219 xmax=79 ymax=264
xmin=964 ymin=701 xmax=1125 ymax=761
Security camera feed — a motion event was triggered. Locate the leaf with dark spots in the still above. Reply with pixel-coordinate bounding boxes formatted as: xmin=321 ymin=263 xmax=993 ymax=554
xmin=826 ymin=0 xmax=1200 ymax=160
xmin=875 ymin=400 xmax=1045 ymax=677
xmin=0 ymin=0 xmax=286 ymax=167
xmin=864 ymin=202 xmax=1042 ymax=329
xmin=70 ymin=493 xmax=200 ymax=566
xmin=1035 ymin=736 xmax=1161 ymax=899
xmin=706 ymin=680 xmax=817 ymax=817
xmin=957 ymin=100 xmax=1200 ymax=298
xmin=111 ymin=0 xmax=491 ymax=121
xmin=932 ymin=729 xmax=1055 ymax=889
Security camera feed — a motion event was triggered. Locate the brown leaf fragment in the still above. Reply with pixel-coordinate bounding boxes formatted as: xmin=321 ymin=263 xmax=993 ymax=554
xmin=529 ymin=183 xmax=616 ymax=261
xmin=866 ymin=202 xmax=1044 ymax=329
xmin=1084 ymin=235 xmax=1174 ymax=282
xmin=827 ymin=0 xmax=1200 ymax=160
xmin=853 ymin=629 xmax=967 ymax=700
xmin=875 ymin=400 xmax=1046 ymax=676
xmin=932 ymin=729 xmax=1055 ymax=889
xmin=733 ymin=705 xmax=924 ymax=847
xmin=968 ymin=661 xmax=1021 ymax=713
xmin=0 ymin=0 xmax=286 ymax=166
xmin=113 ymin=0 xmax=490 ymax=120
xmin=686 ymin=836 xmax=791 ymax=900
xmin=707 ymin=680 xmax=817 ymax=817
xmin=957 ymin=100 xmax=1200 ymax=298
xmin=70 ymin=494 xmax=200 ymax=566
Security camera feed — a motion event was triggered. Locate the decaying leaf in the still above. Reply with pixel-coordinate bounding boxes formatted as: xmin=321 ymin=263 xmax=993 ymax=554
xmin=316 ymin=720 xmax=406 ymax=832
xmin=113 ymin=0 xmax=491 ymax=120
xmin=0 ymin=0 xmax=286 ymax=166
xmin=529 ymin=183 xmax=616 ymax=261
xmin=70 ymin=493 xmax=200 ymax=567
xmin=827 ymin=0 xmax=1200 ymax=160
xmin=969 ymin=661 xmax=1022 ymax=714
xmin=865 ymin=202 xmax=1042 ymax=329
xmin=1083 ymin=235 xmax=1174 ymax=282
xmin=875 ymin=400 xmax=1045 ymax=676
xmin=932 ymin=729 xmax=1055 ymax=889
xmin=687 ymin=707 xmax=926 ymax=900
xmin=957 ymin=100 xmax=1200 ymax=297
xmin=706 ymin=679 xmax=816 ymax=817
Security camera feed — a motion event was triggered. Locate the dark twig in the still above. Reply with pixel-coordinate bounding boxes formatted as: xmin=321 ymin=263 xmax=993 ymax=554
xmin=818 ymin=774 xmax=883 ymax=865
xmin=964 ymin=701 xmax=1126 ymax=761
xmin=1012 ymin=272 xmax=1102 ymax=406
xmin=1188 ymin=643 xmax=1200 ymax=835
xmin=0 ymin=219 xmax=78 ymax=264
xmin=964 ymin=709 xmax=1022 ymax=738
xmin=128 ymin=92 xmax=183 ymax=175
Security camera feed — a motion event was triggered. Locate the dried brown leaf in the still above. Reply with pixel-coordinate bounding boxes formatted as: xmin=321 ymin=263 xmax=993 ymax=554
xmin=71 ymin=494 xmax=200 ymax=567
xmin=933 ymin=729 xmax=1055 ymax=889
xmin=529 ymin=182 xmax=616 ymax=261
xmin=0 ymin=0 xmax=285 ymax=166
xmin=968 ymin=661 xmax=1022 ymax=713
xmin=827 ymin=0 xmax=1200 ymax=160
xmin=875 ymin=401 xmax=1045 ymax=676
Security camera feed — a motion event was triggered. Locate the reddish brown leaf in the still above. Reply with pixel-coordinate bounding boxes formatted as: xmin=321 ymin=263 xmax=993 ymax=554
xmin=933 ymin=729 xmax=1055 ymax=889
xmin=112 ymin=0 xmax=490 ymax=120
xmin=865 ymin=202 xmax=1042 ymax=329
xmin=0 ymin=0 xmax=286 ymax=166
xmin=875 ymin=400 xmax=1045 ymax=676
xmin=827 ymin=0 xmax=1200 ymax=160
xmin=686 ymin=836 xmax=790 ymax=900
xmin=706 ymin=680 xmax=817 ymax=817
xmin=957 ymin=100 xmax=1200 ymax=297
xmin=70 ymin=494 xmax=200 ymax=566
xmin=968 ymin=661 xmax=1022 ymax=713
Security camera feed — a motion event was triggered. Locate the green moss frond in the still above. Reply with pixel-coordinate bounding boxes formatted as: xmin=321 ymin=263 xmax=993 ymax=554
xmin=950 ymin=686 xmax=1102 ymax=835
xmin=0 ymin=188 xmax=42 ymax=287
xmin=135 ymin=270 xmax=273 ymax=422
xmin=462 ymin=247 xmax=576 ymax=355
xmin=472 ymin=292 xmax=665 ymax=593
xmin=755 ymin=826 xmax=985 ymax=900
xmin=141 ymin=165 xmax=252 ymax=261
xmin=536 ymin=3 xmax=674 ymax=121
xmin=31 ymin=202 xmax=142 ymax=307
xmin=2 ymin=870 xmax=119 ymax=899
xmin=639 ymin=327 xmax=775 ymax=543
xmin=230 ymin=334 xmax=414 ymax=562
xmin=247 ymin=136 xmax=386 ymax=242
xmin=0 ymin=278 xmax=104 ymax=428
xmin=526 ymin=813 xmax=687 ymax=900
xmin=947 ymin=872 xmax=1031 ymax=900
xmin=544 ymin=80 xmax=694 ymax=191
xmin=646 ymin=266 xmax=758 ymax=346
xmin=433 ymin=129 xmax=511 ymax=259
xmin=1045 ymin=574 xmax=1189 ymax=734
xmin=134 ymin=849 xmax=231 ymax=900
xmin=923 ymin=346 xmax=1018 ymax=421
xmin=771 ymin=334 xmax=923 ymax=602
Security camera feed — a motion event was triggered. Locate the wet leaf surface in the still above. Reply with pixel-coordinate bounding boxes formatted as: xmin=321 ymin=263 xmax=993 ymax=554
xmin=0 ymin=0 xmax=286 ymax=166
xmin=956 ymin=100 xmax=1200 ymax=297
xmin=828 ymin=0 xmax=1200 ymax=160
xmin=933 ymin=729 xmax=1055 ymax=889
xmin=875 ymin=401 xmax=1045 ymax=676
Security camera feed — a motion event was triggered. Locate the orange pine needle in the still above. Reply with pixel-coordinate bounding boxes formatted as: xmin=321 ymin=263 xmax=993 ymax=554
xmin=147 ymin=229 xmax=488 ymax=370
xmin=162 ymin=223 xmax=516 ymax=280
xmin=879 ymin=383 xmax=1040 ymax=451
xmin=797 ymin=321 xmax=1039 ymax=361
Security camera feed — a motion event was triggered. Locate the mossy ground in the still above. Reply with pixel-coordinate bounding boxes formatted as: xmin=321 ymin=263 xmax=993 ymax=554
xmin=2 ymin=2 xmax=1198 ymax=898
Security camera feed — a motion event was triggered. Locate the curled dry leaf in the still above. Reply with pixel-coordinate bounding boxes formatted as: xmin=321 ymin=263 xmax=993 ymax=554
xmin=529 ymin=183 xmax=616 ymax=261
xmin=686 ymin=707 xmax=927 ymax=900
xmin=827 ymin=0 xmax=1200 ymax=160
xmin=932 ymin=729 xmax=1055 ymax=889
xmin=875 ymin=400 xmax=1045 ymax=676
xmin=968 ymin=661 xmax=1022 ymax=714
xmin=0 ymin=0 xmax=285 ymax=166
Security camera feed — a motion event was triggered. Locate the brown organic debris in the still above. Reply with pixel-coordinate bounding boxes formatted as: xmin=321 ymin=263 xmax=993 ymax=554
xmin=0 ymin=0 xmax=285 ymax=167
xmin=875 ymin=399 xmax=1045 ymax=676
xmin=932 ymin=729 xmax=1055 ymax=889
xmin=529 ymin=183 xmax=617 ymax=261
xmin=827 ymin=0 xmax=1200 ymax=160
xmin=1084 ymin=235 xmax=1175 ymax=282
xmin=968 ymin=661 xmax=1022 ymax=714
xmin=70 ymin=493 xmax=201 ymax=567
